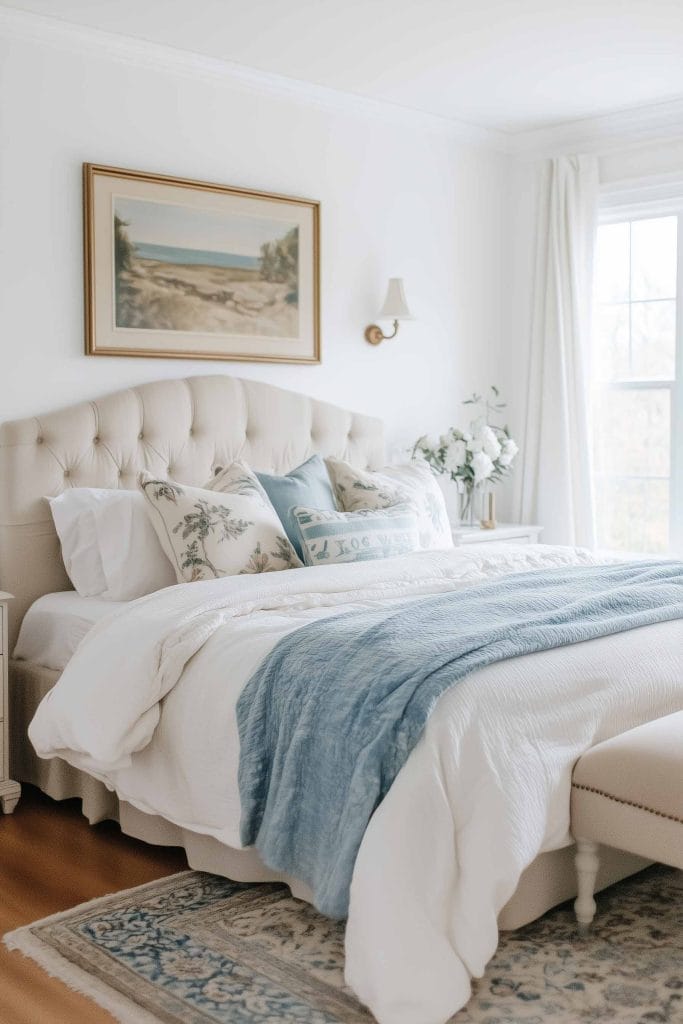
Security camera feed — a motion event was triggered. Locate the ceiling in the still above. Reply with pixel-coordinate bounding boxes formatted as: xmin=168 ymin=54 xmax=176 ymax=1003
xmin=3 ymin=0 xmax=683 ymax=133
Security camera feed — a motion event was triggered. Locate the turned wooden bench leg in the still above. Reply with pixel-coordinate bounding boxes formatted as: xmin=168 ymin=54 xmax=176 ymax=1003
xmin=574 ymin=838 xmax=599 ymax=933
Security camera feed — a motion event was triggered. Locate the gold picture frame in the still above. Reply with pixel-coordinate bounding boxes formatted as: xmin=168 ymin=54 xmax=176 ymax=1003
xmin=83 ymin=164 xmax=320 ymax=364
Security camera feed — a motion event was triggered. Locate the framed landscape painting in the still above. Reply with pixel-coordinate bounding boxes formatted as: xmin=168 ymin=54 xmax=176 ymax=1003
xmin=83 ymin=164 xmax=320 ymax=363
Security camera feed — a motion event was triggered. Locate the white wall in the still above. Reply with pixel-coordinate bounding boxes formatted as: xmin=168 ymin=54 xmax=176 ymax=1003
xmin=0 ymin=23 xmax=510 ymax=460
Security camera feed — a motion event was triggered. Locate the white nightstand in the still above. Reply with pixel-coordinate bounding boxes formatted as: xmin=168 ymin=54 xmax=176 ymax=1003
xmin=0 ymin=592 xmax=20 ymax=813
xmin=452 ymin=523 xmax=543 ymax=547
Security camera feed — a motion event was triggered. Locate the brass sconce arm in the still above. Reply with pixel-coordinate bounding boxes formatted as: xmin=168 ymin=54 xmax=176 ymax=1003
xmin=364 ymin=319 xmax=400 ymax=345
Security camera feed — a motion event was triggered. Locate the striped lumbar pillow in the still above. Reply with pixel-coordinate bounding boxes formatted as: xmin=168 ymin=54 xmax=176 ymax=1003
xmin=292 ymin=504 xmax=421 ymax=566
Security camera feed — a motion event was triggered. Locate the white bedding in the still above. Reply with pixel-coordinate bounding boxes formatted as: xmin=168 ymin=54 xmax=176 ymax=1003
xmin=13 ymin=591 xmax=127 ymax=671
xmin=28 ymin=545 xmax=683 ymax=1024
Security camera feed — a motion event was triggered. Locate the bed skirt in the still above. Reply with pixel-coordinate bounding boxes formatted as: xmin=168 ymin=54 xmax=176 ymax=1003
xmin=10 ymin=659 xmax=650 ymax=930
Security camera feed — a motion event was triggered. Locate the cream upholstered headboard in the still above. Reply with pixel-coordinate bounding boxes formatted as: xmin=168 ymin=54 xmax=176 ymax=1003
xmin=0 ymin=375 xmax=384 ymax=652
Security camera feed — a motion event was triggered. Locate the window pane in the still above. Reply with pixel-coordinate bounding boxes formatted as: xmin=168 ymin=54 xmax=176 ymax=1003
xmin=630 ymin=216 xmax=677 ymax=300
xmin=591 ymin=215 xmax=678 ymax=555
xmin=631 ymin=300 xmax=676 ymax=381
xmin=594 ymin=221 xmax=630 ymax=303
xmin=592 ymin=304 xmax=629 ymax=380
xmin=592 ymin=387 xmax=670 ymax=478
xmin=595 ymin=478 xmax=669 ymax=553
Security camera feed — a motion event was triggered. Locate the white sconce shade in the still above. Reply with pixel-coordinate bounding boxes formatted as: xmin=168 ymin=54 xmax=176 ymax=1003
xmin=378 ymin=278 xmax=413 ymax=320
xmin=364 ymin=277 xmax=414 ymax=345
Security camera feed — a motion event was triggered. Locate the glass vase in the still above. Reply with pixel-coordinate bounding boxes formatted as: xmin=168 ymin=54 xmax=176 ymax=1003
xmin=459 ymin=484 xmax=477 ymax=527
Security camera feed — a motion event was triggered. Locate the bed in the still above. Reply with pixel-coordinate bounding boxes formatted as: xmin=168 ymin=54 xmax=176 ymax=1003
xmin=3 ymin=374 xmax=677 ymax=1024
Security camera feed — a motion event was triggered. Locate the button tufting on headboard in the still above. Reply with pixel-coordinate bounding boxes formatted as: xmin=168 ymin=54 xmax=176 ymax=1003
xmin=0 ymin=374 xmax=384 ymax=652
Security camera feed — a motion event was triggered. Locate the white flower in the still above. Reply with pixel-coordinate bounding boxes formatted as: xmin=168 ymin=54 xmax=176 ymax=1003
xmin=498 ymin=437 xmax=518 ymax=467
xmin=471 ymin=450 xmax=494 ymax=482
xmin=481 ymin=425 xmax=502 ymax=461
xmin=444 ymin=439 xmax=467 ymax=474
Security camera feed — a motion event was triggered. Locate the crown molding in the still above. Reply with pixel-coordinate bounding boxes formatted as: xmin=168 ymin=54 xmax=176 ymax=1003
xmin=4 ymin=4 xmax=682 ymax=159
xmin=0 ymin=5 xmax=506 ymax=150
xmin=507 ymin=96 xmax=683 ymax=159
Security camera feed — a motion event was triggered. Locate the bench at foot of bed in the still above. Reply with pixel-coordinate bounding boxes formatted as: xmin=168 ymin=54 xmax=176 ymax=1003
xmin=570 ymin=710 xmax=683 ymax=931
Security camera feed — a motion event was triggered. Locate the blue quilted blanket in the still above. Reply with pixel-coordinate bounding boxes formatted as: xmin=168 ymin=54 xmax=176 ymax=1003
xmin=237 ymin=559 xmax=683 ymax=918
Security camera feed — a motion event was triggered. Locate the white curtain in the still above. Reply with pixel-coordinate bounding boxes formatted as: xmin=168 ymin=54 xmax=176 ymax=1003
xmin=520 ymin=154 xmax=599 ymax=547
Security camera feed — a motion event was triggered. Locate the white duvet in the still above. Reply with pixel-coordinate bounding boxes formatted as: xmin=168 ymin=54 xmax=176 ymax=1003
xmin=29 ymin=544 xmax=683 ymax=1024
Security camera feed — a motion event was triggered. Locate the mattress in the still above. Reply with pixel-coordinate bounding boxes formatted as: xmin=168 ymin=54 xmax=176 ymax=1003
xmin=12 ymin=591 xmax=126 ymax=672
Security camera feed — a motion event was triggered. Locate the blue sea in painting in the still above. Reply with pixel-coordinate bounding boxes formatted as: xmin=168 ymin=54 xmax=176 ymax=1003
xmin=134 ymin=241 xmax=260 ymax=270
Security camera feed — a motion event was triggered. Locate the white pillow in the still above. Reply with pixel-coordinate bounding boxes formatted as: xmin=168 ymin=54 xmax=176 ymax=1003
xmin=325 ymin=458 xmax=453 ymax=551
xmin=48 ymin=488 xmax=177 ymax=600
xmin=48 ymin=490 xmax=107 ymax=597
xmin=139 ymin=462 xmax=302 ymax=582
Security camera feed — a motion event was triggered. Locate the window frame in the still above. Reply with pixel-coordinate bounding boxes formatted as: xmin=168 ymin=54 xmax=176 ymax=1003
xmin=593 ymin=202 xmax=683 ymax=555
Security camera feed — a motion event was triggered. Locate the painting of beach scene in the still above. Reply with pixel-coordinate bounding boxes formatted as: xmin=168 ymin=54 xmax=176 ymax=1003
xmin=114 ymin=198 xmax=299 ymax=338
xmin=84 ymin=164 xmax=320 ymax=363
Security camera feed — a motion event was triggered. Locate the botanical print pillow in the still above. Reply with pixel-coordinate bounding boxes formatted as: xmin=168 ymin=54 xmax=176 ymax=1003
xmin=139 ymin=466 xmax=301 ymax=583
xmin=292 ymin=504 xmax=421 ymax=566
xmin=325 ymin=458 xmax=452 ymax=552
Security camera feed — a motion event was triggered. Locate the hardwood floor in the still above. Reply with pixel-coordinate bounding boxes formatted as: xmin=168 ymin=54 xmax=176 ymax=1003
xmin=0 ymin=785 xmax=187 ymax=1024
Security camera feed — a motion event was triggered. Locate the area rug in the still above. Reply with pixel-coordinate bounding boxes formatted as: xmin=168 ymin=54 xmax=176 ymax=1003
xmin=4 ymin=865 xmax=682 ymax=1024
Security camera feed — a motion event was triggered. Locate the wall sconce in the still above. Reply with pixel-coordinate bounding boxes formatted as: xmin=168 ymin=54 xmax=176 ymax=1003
xmin=364 ymin=278 xmax=413 ymax=345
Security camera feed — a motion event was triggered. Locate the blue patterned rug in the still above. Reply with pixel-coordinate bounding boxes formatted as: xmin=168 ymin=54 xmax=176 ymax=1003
xmin=4 ymin=865 xmax=682 ymax=1023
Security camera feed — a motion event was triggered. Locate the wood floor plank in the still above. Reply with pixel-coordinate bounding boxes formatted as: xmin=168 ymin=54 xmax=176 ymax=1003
xmin=0 ymin=785 xmax=187 ymax=1024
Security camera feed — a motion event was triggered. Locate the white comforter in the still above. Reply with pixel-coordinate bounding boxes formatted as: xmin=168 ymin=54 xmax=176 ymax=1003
xmin=29 ymin=545 xmax=683 ymax=1024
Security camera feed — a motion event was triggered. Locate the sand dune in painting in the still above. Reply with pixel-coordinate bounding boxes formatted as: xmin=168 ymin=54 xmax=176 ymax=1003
xmin=115 ymin=257 xmax=298 ymax=338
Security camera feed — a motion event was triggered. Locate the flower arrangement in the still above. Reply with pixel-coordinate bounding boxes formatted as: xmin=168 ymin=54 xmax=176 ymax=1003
xmin=412 ymin=387 xmax=519 ymax=524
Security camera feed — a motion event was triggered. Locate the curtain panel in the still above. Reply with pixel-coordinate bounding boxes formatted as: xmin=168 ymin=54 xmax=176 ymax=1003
xmin=521 ymin=154 xmax=599 ymax=547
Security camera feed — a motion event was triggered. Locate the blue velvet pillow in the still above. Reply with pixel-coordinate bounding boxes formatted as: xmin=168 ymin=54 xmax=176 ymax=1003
xmin=257 ymin=455 xmax=337 ymax=561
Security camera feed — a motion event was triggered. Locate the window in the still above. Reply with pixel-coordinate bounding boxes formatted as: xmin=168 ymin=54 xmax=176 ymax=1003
xmin=592 ymin=214 xmax=682 ymax=555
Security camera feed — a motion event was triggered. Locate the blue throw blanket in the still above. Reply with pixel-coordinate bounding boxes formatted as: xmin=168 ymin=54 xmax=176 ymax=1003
xmin=237 ymin=560 xmax=683 ymax=918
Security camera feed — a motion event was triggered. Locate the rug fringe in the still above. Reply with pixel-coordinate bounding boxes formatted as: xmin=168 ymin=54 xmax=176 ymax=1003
xmin=4 ymin=927 xmax=159 ymax=1024
xmin=3 ymin=870 xmax=195 ymax=1024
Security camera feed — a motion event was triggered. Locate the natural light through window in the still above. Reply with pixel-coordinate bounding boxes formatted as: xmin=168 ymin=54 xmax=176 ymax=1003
xmin=592 ymin=215 xmax=681 ymax=554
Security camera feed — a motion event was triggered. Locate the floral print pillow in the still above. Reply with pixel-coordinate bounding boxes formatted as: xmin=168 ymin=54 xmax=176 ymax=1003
xmin=139 ymin=463 xmax=301 ymax=583
xmin=325 ymin=458 xmax=453 ymax=552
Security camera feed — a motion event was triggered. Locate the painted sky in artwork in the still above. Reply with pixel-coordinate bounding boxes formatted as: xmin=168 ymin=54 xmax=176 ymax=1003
xmin=114 ymin=196 xmax=296 ymax=257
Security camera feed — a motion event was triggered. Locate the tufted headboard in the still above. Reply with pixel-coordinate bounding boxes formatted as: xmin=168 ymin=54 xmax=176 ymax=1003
xmin=0 ymin=375 xmax=384 ymax=652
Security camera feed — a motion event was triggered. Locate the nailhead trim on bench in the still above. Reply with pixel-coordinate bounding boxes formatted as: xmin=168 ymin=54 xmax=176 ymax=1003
xmin=572 ymin=782 xmax=683 ymax=826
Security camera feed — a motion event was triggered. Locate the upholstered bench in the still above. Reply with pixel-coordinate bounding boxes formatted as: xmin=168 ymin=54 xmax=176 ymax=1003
xmin=570 ymin=711 xmax=683 ymax=930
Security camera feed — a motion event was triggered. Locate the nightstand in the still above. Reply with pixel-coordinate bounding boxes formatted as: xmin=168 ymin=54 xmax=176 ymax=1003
xmin=0 ymin=593 xmax=20 ymax=813
xmin=452 ymin=523 xmax=543 ymax=547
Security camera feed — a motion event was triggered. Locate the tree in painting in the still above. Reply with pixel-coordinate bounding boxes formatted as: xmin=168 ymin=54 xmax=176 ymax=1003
xmin=259 ymin=227 xmax=299 ymax=305
xmin=114 ymin=215 xmax=136 ymax=314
